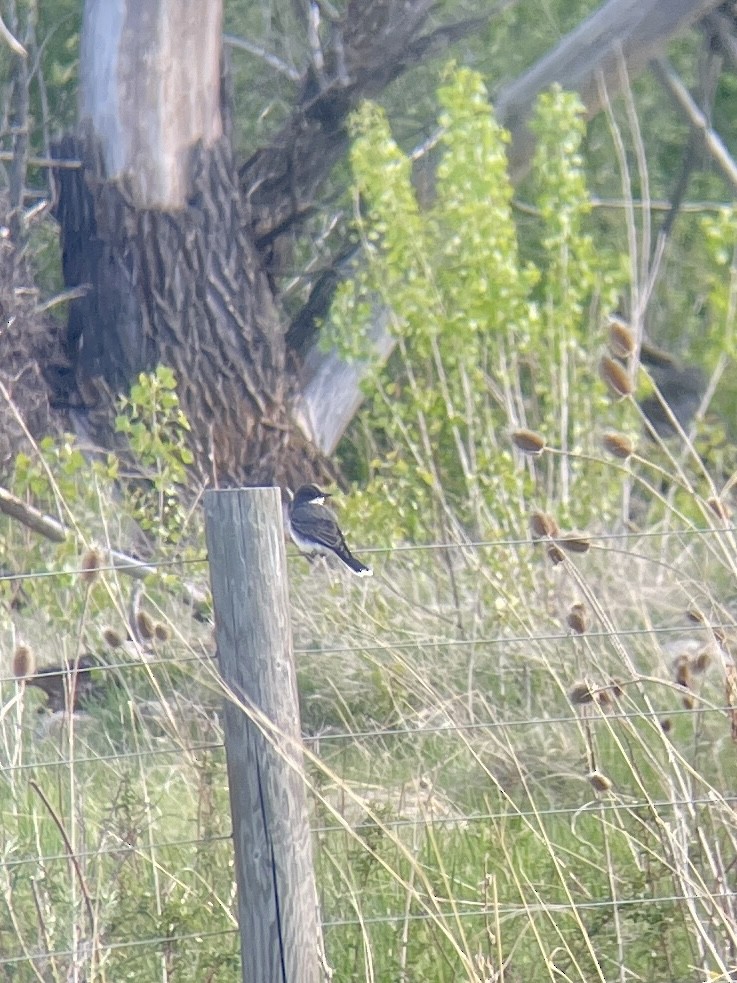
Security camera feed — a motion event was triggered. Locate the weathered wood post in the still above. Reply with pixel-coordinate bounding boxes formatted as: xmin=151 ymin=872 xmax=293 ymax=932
xmin=204 ymin=487 xmax=321 ymax=983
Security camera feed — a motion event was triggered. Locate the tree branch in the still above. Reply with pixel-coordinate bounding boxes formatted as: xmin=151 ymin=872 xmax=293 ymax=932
xmin=651 ymin=56 xmax=737 ymax=193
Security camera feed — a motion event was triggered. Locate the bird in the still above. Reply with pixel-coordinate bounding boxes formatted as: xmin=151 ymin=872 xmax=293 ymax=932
xmin=286 ymin=484 xmax=372 ymax=577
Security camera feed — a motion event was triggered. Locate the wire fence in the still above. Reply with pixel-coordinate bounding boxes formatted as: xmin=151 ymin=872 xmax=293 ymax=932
xmin=1 ymin=516 xmax=736 ymax=980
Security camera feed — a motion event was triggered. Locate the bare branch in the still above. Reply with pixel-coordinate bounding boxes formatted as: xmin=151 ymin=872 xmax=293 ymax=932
xmin=651 ymin=57 xmax=737 ymax=193
xmin=223 ymin=33 xmax=300 ymax=82
xmin=0 ymin=150 xmax=82 ymax=168
xmin=0 ymin=12 xmax=26 ymax=57
xmin=0 ymin=486 xmax=66 ymax=542
xmin=0 ymin=484 xmax=158 ymax=580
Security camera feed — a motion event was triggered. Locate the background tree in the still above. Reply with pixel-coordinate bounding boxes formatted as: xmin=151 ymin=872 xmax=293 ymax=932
xmin=0 ymin=0 xmax=732 ymax=491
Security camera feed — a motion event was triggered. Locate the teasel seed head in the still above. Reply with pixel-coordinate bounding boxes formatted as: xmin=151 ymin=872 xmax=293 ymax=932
xmin=602 ymin=432 xmax=634 ymax=460
xmin=588 ymin=770 xmax=613 ymax=793
xmin=547 ymin=544 xmax=566 ymax=565
xmin=674 ymin=655 xmax=692 ymax=690
xmin=692 ymin=648 xmax=712 ymax=674
xmin=102 ymin=627 xmax=124 ymax=649
xmin=569 ymin=680 xmax=594 ymax=705
xmin=80 ymin=547 xmax=103 ymax=586
xmin=707 ymin=497 xmax=731 ymax=521
xmin=567 ymin=603 xmax=589 ymax=635
xmin=558 ymin=534 xmax=591 ymax=554
xmin=596 ymin=689 xmax=613 ymax=709
xmin=136 ymin=610 xmax=156 ymax=641
xmin=599 ymin=355 xmax=634 ymax=398
xmin=511 ymin=428 xmax=546 ymax=456
xmin=686 ymin=607 xmax=705 ymax=624
xmin=12 ymin=643 xmax=36 ymax=679
xmin=530 ymin=511 xmax=559 ymax=540
xmin=607 ymin=317 xmax=636 ymax=358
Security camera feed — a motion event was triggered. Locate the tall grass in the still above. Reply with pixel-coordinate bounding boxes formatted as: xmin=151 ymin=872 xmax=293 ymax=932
xmin=2 ymin=64 xmax=737 ymax=983
xmin=2 ymin=477 xmax=736 ymax=981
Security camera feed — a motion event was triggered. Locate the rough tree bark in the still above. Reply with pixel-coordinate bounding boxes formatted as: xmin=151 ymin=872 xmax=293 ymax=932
xmin=36 ymin=0 xmax=726 ymax=484
xmin=54 ymin=0 xmax=302 ymax=488
xmin=51 ymin=0 xmax=483 ymax=489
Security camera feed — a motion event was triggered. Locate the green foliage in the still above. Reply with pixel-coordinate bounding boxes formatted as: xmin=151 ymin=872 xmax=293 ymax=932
xmin=332 ymin=68 xmax=628 ymax=543
xmin=702 ymin=206 xmax=737 ymax=360
xmin=115 ymin=366 xmax=194 ymax=544
xmin=4 ymin=367 xmax=194 ymax=618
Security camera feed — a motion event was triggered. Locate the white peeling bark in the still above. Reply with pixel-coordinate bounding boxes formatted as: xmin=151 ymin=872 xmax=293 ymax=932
xmin=79 ymin=0 xmax=223 ymax=209
xmin=293 ymin=311 xmax=395 ymax=456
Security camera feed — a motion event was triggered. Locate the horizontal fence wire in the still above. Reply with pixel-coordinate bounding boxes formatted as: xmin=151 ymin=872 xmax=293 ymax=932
xmin=1 ymin=520 xmax=735 ymax=974
xmin=321 ymin=890 xmax=737 ymax=928
xmin=0 ymin=832 xmax=233 ymax=871
xmin=294 ymin=620 xmax=732 ymax=658
xmin=0 ymin=618 xmax=727 ymax=685
xmin=310 ymin=793 xmax=737 ymax=835
xmin=0 ymin=702 xmax=725 ymax=777
xmin=0 ymin=651 xmax=215 ymax=686
xmin=1 ymin=521 xmax=736 ymax=586
xmin=3 ymin=890 xmax=736 ymax=966
xmin=0 ymin=741 xmax=224 ymax=774
xmin=0 ymin=928 xmax=239 ymax=968
xmin=306 ymin=703 xmax=733 ymax=745
xmin=0 ymin=619 xmax=726 ymax=685
xmin=0 ymin=792 xmax=728 ymax=873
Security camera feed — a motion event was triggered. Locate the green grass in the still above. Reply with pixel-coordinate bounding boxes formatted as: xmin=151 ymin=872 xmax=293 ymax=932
xmin=2 ymin=452 xmax=737 ymax=982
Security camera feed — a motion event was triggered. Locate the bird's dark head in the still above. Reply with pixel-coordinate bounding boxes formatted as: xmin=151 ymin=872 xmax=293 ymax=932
xmin=293 ymin=483 xmax=331 ymax=506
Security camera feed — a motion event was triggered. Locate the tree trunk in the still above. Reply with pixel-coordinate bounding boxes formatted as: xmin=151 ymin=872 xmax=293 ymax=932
xmin=48 ymin=0 xmax=725 ymax=484
xmin=53 ymin=0 xmax=464 ymax=487
xmin=55 ymin=0 xmax=334 ymax=488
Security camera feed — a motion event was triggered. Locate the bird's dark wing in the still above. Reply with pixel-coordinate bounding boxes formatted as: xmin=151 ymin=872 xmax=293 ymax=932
xmin=290 ymin=503 xmax=345 ymax=550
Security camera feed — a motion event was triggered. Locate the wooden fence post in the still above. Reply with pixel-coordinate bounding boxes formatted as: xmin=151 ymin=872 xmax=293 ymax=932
xmin=204 ymin=487 xmax=321 ymax=983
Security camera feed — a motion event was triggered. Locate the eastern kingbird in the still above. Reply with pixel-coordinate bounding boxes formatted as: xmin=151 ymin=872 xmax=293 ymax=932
xmin=286 ymin=484 xmax=373 ymax=577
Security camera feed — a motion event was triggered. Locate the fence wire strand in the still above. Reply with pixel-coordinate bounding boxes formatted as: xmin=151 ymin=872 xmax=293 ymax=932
xmin=2 ymin=518 xmax=737 ymax=975
xmin=1 ymin=521 xmax=736 ymax=586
